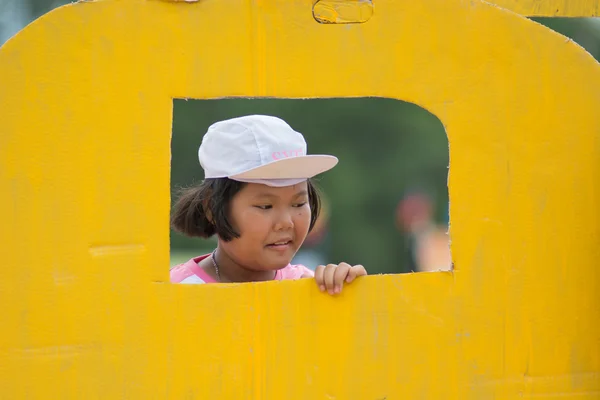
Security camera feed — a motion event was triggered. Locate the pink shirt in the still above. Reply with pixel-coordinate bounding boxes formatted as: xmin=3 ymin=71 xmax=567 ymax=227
xmin=170 ymin=254 xmax=314 ymax=284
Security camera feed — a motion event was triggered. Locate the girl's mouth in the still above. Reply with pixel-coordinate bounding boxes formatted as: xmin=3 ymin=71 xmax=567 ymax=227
xmin=266 ymin=240 xmax=292 ymax=250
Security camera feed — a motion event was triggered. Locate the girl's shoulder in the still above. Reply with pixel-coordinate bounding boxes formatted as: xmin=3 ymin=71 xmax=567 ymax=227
xmin=169 ymin=254 xmax=314 ymax=283
xmin=170 ymin=254 xmax=215 ymax=284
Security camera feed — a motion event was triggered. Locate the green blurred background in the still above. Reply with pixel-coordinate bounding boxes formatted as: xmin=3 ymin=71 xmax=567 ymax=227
xmin=2 ymin=1 xmax=598 ymax=274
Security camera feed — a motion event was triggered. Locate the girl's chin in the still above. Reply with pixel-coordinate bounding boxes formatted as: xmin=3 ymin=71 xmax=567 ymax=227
xmin=259 ymin=252 xmax=295 ymax=269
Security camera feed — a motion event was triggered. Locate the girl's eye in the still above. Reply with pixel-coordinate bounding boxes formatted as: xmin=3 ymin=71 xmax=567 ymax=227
xmin=293 ymin=202 xmax=308 ymax=208
xmin=254 ymin=205 xmax=272 ymax=210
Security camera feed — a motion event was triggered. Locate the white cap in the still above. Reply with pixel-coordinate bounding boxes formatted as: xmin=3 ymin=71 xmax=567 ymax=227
xmin=198 ymin=115 xmax=338 ymax=187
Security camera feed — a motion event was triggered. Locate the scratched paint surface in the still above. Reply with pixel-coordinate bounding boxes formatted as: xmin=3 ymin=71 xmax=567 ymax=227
xmin=0 ymin=0 xmax=598 ymax=398
xmin=313 ymin=0 xmax=374 ymax=24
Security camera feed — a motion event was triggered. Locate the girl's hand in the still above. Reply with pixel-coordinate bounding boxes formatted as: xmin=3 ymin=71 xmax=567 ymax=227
xmin=314 ymin=262 xmax=367 ymax=295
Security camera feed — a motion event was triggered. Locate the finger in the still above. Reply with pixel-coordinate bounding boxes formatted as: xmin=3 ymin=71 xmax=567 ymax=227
xmin=314 ymin=265 xmax=326 ymax=291
xmin=323 ymin=264 xmax=339 ymax=294
xmin=300 ymin=272 xmax=313 ymax=279
xmin=346 ymin=265 xmax=367 ymax=283
xmin=333 ymin=262 xmax=351 ymax=294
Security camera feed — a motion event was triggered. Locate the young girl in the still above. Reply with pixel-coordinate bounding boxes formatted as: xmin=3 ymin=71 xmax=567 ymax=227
xmin=169 ymin=114 xmax=367 ymax=295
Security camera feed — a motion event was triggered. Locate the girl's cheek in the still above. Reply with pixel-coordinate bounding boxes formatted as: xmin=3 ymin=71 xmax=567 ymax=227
xmin=297 ymin=205 xmax=311 ymax=219
xmin=245 ymin=214 xmax=272 ymax=234
xmin=294 ymin=213 xmax=311 ymax=234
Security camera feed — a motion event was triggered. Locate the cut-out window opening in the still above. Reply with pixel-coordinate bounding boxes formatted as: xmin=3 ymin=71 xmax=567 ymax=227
xmin=170 ymin=98 xmax=451 ymax=275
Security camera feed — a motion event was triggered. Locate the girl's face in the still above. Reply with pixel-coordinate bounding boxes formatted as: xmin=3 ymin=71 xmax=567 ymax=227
xmin=219 ymin=181 xmax=311 ymax=271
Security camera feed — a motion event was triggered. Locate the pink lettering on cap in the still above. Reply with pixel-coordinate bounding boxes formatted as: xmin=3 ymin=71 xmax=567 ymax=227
xmin=272 ymin=149 xmax=303 ymax=160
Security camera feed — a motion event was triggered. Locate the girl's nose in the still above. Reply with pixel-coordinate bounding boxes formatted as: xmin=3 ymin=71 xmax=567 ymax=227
xmin=274 ymin=211 xmax=294 ymax=231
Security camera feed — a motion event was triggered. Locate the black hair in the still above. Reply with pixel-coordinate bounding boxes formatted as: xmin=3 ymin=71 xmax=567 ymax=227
xmin=170 ymin=178 xmax=322 ymax=241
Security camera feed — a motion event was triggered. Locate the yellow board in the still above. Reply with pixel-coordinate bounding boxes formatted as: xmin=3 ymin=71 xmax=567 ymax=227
xmin=0 ymin=0 xmax=598 ymax=398
xmin=489 ymin=0 xmax=599 ymax=16
xmin=310 ymin=0 xmax=600 ymax=19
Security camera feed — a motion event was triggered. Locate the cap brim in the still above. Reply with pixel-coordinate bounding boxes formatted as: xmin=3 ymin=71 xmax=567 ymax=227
xmin=230 ymin=155 xmax=338 ymax=181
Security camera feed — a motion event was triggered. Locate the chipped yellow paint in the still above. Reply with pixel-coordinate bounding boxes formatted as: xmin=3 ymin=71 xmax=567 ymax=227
xmin=0 ymin=0 xmax=599 ymax=398
xmin=489 ymin=0 xmax=599 ymax=17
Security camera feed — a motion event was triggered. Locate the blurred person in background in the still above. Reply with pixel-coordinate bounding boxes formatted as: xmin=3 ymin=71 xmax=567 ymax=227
xmin=396 ymin=190 xmax=452 ymax=272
